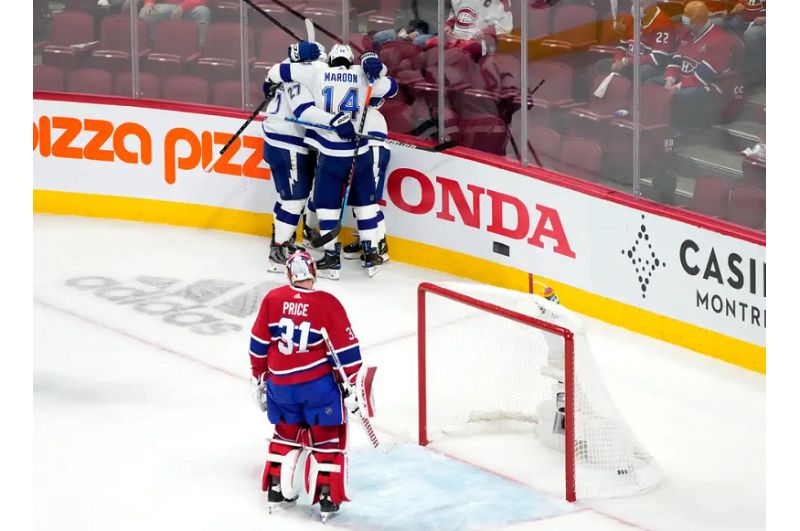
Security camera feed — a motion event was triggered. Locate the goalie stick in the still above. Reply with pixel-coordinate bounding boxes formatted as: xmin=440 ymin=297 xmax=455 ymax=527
xmin=320 ymin=328 xmax=380 ymax=449
xmin=282 ymin=116 xmax=457 ymax=152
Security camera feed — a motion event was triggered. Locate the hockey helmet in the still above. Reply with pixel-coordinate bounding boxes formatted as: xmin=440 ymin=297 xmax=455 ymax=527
xmin=329 ymin=43 xmax=354 ymax=68
xmin=286 ymin=250 xmax=317 ymax=285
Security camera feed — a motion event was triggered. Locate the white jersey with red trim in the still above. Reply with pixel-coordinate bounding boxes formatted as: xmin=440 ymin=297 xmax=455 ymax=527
xmin=448 ymin=0 xmax=514 ymax=40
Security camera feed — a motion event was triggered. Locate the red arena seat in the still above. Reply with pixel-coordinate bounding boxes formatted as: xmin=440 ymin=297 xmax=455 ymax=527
xmin=161 ymin=75 xmax=210 ymax=105
xmin=66 ymin=68 xmax=114 ymax=95
xmin=727 ymin=185 xmax=766 ymax=230
xmin=459 ymin=115 xmax=509 ymax=156
xmin=35 ymin=10 xmax=97 ymax=70
xmin=558 ymin=136 xmax=603 ymax=182
xmin=115 ymin=72 xmax=160 ymax=99
xmin=381 ymin=100 xmax=415 ymax=135
xmin=253 ymin=26 xmax=296 ymax=79
xmin=34 ymin=64 xmax=66 ymax=92
xmin=143 ymin=19 xmax=201 ymax=78
xmin=91 ymin=15 xmax=149 ymax=76
xmin=213 ymin=80 xmax=246 ymax=109
xmin=528 ymin=126 xmax=562 ymax=169
xmin=685 ymin=176 xmax=730 ymax=218
xmin=194 ymin=22 xmax=255 ymax=84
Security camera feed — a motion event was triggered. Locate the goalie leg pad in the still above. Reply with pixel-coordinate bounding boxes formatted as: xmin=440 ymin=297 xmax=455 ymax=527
xmin=305 ymin=424 xmax=349 ymax=504
xmin=261 ymin=423 xmax=301 ymax=491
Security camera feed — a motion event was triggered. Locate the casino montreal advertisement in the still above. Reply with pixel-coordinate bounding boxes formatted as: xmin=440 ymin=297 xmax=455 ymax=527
xmin=33 ymin=97 xmax=766 ymax=350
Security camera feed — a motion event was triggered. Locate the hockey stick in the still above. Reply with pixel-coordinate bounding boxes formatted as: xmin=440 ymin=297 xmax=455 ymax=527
xmin=242 ymin=0 xmax=303 ymax=41
xmin=310 ymin=82 xmax=374 ymax=249
xmin=282 ymin=116 xmax=457 ymax=152
xmin=203 ymin=97 xmax=271 ymax=173
xmin=320 ymin=328 xmax=380 ymax=449
xmin=249 ymin=0 xmax=365 ymax=53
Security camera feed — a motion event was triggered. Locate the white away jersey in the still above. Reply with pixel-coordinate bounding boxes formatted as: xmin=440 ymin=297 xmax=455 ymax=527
xmin=268 ymin=61 xmax=398 ymax=157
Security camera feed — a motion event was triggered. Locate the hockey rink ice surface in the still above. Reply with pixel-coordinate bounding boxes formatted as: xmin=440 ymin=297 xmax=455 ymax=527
xmin=33 ymin=215 xmax=765 ymax=531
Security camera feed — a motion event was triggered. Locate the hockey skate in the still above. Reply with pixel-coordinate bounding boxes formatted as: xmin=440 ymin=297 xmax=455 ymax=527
xmin=301 ymin=215 xmax=321 ymax=250
xmin=342 ymin=234 xmax=362 ymax=260
xmin=267 ymin=475 xmax=297 ymax=514
xmin=344 ymin=235 xmax=390 ymax=263
xmin=360 ymin=240 xmax=384 ymax=278
xmin=267 ymin=241 xmax=297 ymax=273
xmin=318 ymin=484 xmax=339 ymax=523
xmin=316 ymin=245 xmax=341 ymax=280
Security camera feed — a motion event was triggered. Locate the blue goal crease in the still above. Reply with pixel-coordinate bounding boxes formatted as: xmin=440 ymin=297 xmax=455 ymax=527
xmin=327 ymin=444 xmax=576 ymax=531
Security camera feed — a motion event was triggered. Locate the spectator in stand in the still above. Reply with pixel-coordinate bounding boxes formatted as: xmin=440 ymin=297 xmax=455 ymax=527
xmin=661 ymin=1 xmax=731 ymax=130
xmin=104 ymin=0 xmax=211 ymax=46
xmin=372 ymin=0 xmax=437 ymax=52
xmin=425 ymin=0 xmax=513 ymax=61
xmin=597 ymin=1 xmax=683 ymax=82
xmin=725 ymin=0 xmax=766 ymax=84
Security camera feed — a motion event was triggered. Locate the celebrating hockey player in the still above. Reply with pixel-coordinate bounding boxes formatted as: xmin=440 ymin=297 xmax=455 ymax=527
xmin=342 ymin=98 xmax=391 ymax=263
xmin=249 ymin=250 xmax=373 ymax=521
xmin=265 ymin=43 xmax=398 ymax=279
xmin=261 ymin=42 xmax=355 ymax=272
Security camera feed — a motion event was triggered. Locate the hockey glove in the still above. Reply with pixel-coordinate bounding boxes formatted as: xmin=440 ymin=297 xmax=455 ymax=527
xmin=369 ymin=97 xmax=385 ymax=109
xmin=329 ymin=112 xmax=356 ymax=140
xmin=289 ymin=41 xmax=321 ymax=63
xmin=252 ymin=374 xmax=268 ymax=413
xmin=343 ymin=387 xmax=361 ymax=415
xmin=360 ymin=52 xmax=385 ymax=81
xmin=262 ymin=79 xmax=277 ymax=100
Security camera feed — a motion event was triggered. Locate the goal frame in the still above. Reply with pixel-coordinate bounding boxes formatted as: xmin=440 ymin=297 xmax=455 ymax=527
xmin=417 ymin=282 xmax=578 ymax=502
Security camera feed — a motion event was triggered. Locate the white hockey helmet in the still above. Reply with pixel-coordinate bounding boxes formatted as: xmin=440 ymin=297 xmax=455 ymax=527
xmin=286 ymin=250 xmax=317 ymax=286
xmin=329 ymin=43 xmax=355 ymax=67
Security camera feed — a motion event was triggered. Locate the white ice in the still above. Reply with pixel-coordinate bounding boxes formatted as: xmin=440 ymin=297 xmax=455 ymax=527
xmin=33 ymin=215 xmax=765 ymax=530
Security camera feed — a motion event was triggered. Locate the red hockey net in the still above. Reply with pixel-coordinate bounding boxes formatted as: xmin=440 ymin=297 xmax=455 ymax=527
xmin=417 ymin=282 xmax=661 ymax=501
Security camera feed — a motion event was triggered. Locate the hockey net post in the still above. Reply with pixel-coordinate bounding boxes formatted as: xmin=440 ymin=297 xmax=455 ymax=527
xmin=417 ymin=282 xmax=578 ymax=501
xmin=417 ymin=281 xmax=661 ymax=503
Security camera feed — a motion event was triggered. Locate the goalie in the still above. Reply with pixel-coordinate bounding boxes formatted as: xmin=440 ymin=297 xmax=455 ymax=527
xmin=248 ymin=250 xmax=376 ymax=521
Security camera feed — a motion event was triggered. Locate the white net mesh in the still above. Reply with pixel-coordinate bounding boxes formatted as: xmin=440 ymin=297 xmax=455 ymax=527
xmin=421 ymin=282 xmax=661 ymax=499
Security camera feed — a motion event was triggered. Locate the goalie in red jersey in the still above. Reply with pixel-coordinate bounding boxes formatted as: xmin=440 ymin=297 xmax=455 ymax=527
xmin=249 ymin=250 xmax=374 ymax=522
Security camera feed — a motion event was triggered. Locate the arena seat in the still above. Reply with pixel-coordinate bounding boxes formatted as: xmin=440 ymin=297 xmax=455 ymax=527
xmin=727 ymin=185 xmax=765 ymax=230
xmin=742 ymin=153 xmax=766 ymax=191
xmin=527 ymin=60 xmax=576 ymax=126
xmin=143 ymin=19 xmax=201 ymax=78
xmin=34 ymin=64 xmax=66 ymax=92
xmin=459 ymin=115 xmax=509 ymax=156
xmin=685 ymin=176 xmax=730 ymax=218
xmin=539 ymin=4 xmax=598 ymax=58
xmin=35 ymin=10 xmax=97 ymax=70
xmin=528 ymin=126 xmax=562 ymax=169
xmin=91 ymin=15 xmax=149 ymax=76
xmin=379 ymin=41 xmax=423 ymax=76
xmin=213 ymin=80 xmax=247 ymax=109
xmin=381 ymin=100 xmax=415 ymax=135
xmin=162 ymin=75 xmax=210 ymax=105
xmin=66 ymin=68 xmax=113 ymax=95
xmin=115 ymin=72 xmax=160 ymax=99
xmin=558 ymin=136 xmax=603 ymax=182
xmin=566 ymin=72 xmax=630 ymax=140
xmin=194 ymin=22 xmax=255 ymax=84
xmin=253 ymin=26 xmax=295 ymax=79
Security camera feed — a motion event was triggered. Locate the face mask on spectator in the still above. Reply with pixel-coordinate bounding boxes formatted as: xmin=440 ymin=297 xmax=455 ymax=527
xmin=681 ymin=15 xmax=692 ymax=27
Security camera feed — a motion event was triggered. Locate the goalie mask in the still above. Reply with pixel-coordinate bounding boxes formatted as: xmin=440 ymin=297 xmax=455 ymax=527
xmin=286 ymin=251 xmax=316 ymax=286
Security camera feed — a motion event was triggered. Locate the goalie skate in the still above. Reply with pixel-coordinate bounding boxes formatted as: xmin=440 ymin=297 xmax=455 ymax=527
xmin=266 ymin=476 xmax=297 ymax=514
xmin=318 ymin=485 xmax=339 ymax=523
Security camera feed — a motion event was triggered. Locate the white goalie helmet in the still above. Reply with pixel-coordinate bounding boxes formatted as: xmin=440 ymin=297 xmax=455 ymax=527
xmin=286 ymin=250 xmax=316 ymax=285
xmin=328 ymin=43 xmax=354 ymax=67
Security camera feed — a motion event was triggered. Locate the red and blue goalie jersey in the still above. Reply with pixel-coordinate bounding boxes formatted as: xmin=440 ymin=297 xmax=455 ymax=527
xmin=249 ymin=284 xmax=362 ymax=386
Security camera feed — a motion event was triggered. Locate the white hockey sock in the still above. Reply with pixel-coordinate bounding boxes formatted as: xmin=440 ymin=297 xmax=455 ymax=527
xmin=376 ymin=210 xmax=386 ymax=243
xmin=316 ymin=208 xmax=341 ymax=251
xmin=305 ymin=198 xmax=318 ymax=231
xmin=353 ymin=205 xmax=381 ymax=249
xmin=273 ymin=199 xmax=305 ymax=244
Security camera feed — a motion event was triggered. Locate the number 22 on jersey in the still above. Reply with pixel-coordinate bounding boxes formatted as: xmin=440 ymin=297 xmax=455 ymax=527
xmin=277 ymin=317 xmax=311 ymax=355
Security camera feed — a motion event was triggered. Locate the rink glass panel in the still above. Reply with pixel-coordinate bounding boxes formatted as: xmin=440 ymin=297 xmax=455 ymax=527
xmin=31 ymin=0 xmax=766 ymax=233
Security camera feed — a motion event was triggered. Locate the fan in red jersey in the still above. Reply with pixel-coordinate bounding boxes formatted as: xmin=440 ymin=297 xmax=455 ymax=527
xmin=249 ymin=250 xmax=372 ymax=522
